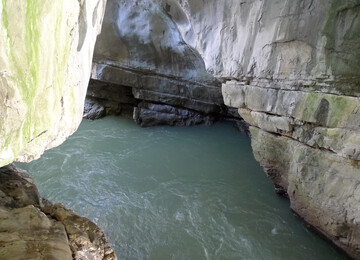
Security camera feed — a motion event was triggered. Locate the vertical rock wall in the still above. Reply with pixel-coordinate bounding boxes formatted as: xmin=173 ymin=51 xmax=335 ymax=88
xmin=169 ymin=0 xmax=360 ymax=257
xmin=0 ymin=0 xmax=107 ymax=167
xmin=160 ymin=0 xmax=360 ymax=257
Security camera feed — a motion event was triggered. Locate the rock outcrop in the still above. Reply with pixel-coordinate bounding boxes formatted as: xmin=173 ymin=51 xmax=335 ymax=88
xmin=0 ymin=0 xmax=107 ymax=167
xmin=0 ymin=164 xmax=117 ymax=260
xmin=89 ymin=0 xmax=238 ymax=126
xmin=0 ymin=1 xmax=118 ymax=258
xmin=208 ymin=0 xmax=359 ymax=258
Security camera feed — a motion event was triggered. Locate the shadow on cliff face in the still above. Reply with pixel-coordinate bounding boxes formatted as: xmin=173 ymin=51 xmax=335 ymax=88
xmin=88 ymin=0 xmax=249 ymax=128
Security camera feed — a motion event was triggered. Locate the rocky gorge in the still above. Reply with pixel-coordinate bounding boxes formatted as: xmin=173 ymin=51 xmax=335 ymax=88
xmin=87 ymin=0 xmax=360 ymax=258
xmin=0 ymin=0 xmax=359 ymax=259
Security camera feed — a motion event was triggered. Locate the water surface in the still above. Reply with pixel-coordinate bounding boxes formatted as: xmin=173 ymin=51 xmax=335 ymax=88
xmin=19 ymin=117 xmax=348 ymax=259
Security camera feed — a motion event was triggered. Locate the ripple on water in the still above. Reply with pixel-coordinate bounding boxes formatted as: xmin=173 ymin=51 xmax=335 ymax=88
xmin=17 ymin=117 xmax=349 ymax=260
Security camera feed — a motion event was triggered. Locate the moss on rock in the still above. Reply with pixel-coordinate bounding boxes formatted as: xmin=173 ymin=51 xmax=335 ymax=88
xmin=0 ymin=0 xmax=107 ymax=166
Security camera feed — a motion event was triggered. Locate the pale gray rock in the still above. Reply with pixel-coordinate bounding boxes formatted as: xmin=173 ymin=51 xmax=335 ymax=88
xmin=250 ymin=127 xmax=360 ymax=259
xmin=90 ymin=0 xmax=227 ymax=126
xmin=92 ymin=63 xmax=223 ymax=114
xmin=0 ymin=0 xmax=107 ymax=167
xmin=89 ymin=0 xmax=359 ymax=257
xmin=161 ymin=0 xmax=360 ymax=257
xmin=93 ymin=0 xmax=215 ymax=83
xmin=163 ymin=0 xmax=360 ymax=95
xmin=223 ymin=82 xmax=360 ymax=161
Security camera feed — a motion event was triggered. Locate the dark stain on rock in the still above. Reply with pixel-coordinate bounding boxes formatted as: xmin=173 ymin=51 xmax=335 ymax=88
xmin=314 ymin=98 xmax=330 ymax=126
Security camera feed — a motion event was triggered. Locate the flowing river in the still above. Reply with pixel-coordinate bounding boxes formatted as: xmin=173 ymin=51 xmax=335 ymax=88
xmin=18 ymin=116 xmax=348 ymax=259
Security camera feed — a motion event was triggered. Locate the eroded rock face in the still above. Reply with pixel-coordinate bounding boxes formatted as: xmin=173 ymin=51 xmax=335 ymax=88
xmin=90 ymin=0 xmax=229 ymax=126
xmin=89 ymin=0 xmax=359 ymax=256
xmin=163 ymin=0 xmax=360 ymax=92
xmin=0 ymin=164 xmax=117 ymax=260
xmin=210 ymin=0 xmax=360 ymax=258
xmin=42 ymin=199 xmax=117 ymax=260
xmin=0 ymin=0 xmax=107 ymax=167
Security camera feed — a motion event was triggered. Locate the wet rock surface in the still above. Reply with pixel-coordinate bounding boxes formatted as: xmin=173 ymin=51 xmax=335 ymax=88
xmin=0 ymin=164 xmax=117 ymax=260
xmin=83 ymin=98 xmax=106 ymax=120
xmin=133 ymin=101 xmax=215 ymax=127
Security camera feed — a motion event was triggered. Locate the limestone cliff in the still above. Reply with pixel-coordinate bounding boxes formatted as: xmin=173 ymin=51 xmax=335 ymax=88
xmin=90 ymin=0 xmax=360 ymax=258
xmin=164 ymin=0 xmax=360 ymax=91
xmin=175 ymin=0 xmax=360 ymax=257
xmin=0 ymin=1 xmax=118 ymax=259
xmin=0 ymin=0 xmax=107 ymax=167
xmin=90 ymin=0 xmax=233 ymax=126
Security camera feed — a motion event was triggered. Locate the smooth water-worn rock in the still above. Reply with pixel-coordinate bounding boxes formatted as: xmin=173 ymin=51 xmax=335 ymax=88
xmin=0 ymin=164 xmax=117 ymax=260
xmin=89 ymin=2 xmax=360 ymax=257
xmin=0 ymin=0 xmax=106 ymax=167
xmin=164 ymin=0 xmax=360 ymax=92
xmin=223 ymin=82 xmax=360 ymax=257
xmin=0 ymin=205 xmax=73 ymax=260
xmin=211 ymin=0 xmax=360 ymax=257
xmin=90 ymin=0 xmax=228 ymax=126
xmin=250 ymin=127 xmax=360 ymax=259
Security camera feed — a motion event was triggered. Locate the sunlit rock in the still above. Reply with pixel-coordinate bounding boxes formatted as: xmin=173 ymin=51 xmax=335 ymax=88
xmin=213 ymin=1 xmax=360 ymax=257
xmin=0 ymin=0 xmax=107 ymax=166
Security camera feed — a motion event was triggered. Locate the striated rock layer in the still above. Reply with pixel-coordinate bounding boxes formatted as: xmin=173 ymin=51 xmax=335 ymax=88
xmin=91 ymin=0 xmax=360 ymax=257
xmin=89 ymin=0 xmax=359 ymax=257
xmin=0 ymin=0 xmax=107 ymax=167
xmin=90 ymin=0 xmax=239 ymax=126
xmin=0 ymin=164 xmax=117 ymax=260
xmin=210 ymin=0 xmax=360 ymax=258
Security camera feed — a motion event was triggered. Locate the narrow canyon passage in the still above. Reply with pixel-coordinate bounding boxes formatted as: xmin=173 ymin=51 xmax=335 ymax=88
xmin=18 ymin=117 xmax=348 ymax=259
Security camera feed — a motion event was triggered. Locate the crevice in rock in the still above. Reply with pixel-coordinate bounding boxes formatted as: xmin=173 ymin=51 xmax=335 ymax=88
xmin=28 ymin=130 xmax=47 ymax=144
xmin=226 ymin=80 xmax=360 ymax=98
xmin=93 ymin=62 xmax=221 ymax=89
xmin=77 ymin=0 xmax=88 ymax=52
xmin=251 ymin=125 xmax=340 ymax=155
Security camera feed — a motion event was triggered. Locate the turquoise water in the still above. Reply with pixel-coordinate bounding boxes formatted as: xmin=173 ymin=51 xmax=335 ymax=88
xmin=18 ymin=117 xmax=348 ymax=259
